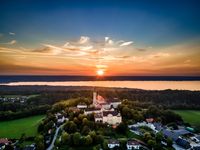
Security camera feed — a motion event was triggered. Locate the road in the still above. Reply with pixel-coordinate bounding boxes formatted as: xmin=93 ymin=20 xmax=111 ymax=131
xmin=46 ymin=126 xmax=61 ymax=150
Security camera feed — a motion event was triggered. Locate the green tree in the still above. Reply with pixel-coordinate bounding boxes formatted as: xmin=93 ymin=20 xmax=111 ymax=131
xmin=121 ymin=106 xmax=132 ymax=119
xmin=64 ymin=121 xmax=77 ymax=133
xmin=147 ymin=139 xmax=156 ymax=148
xmin=116 ymin=122 xmax=127 ymax=134
xmin=61 ymin=131 xmax=69 ymax=144
xmin=81 ymin=125 xmax=90 ymax=135
xmin=19 ymin=133 xmax=26 ymax=144
xmin=55 ymin=138 xmax=61 ymax=147
xmin=103 ymin=140 xmax=109 ymax=150
xmin=155 ymin=132 xmax=163 ymax=142
xmin=35 ymin=135 xmax=45 ymax=150
xmin=166 ymin=138 xmax=173 ymax=147
xmin=73 ymin=132 xmax=81 ymax=146
xmin=95 ymin=135 xmax=104 ymax=144
xmin=89 ymin=131 xmax=96 ymax=139
xmin=85 ymin=135 xmax=93 ymax=146
xmin=82 ymin=118 xmax=89 ymax=126
xmin=73 ymin=117 xmax=80 ymax=125
xmin=143 ymin=132 xmax=152 ymax=142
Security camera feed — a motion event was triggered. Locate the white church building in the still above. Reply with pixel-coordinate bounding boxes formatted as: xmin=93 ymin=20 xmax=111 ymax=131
xmin=83 ymin=91 xmax=122 ymax=125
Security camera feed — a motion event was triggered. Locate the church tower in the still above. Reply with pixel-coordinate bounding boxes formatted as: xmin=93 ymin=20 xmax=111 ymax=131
xmin=93 ymin=91 xmax=97 ymax=106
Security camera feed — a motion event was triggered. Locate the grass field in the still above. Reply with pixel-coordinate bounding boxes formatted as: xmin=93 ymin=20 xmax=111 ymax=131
xmin=0 ymin=115 xmax=45 ymax=139
xmin=173 ymin=110 xmax=200 ymax=126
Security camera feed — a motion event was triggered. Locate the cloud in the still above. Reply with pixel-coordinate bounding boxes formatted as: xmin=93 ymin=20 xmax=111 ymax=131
xmin=184 ymin=59 xmax=191 ymax=63
xmin=105 ymin=37 xmax=109 ymax=42
xmin=137 ymin=48 xmax=147 ymax=52
xmin=96 ymin=64 xmax=108 ymax=69
xmin=116 ymin=55 xmax=131 ymax=59
xmin=104 ymin=37 xmax=114 ymax=45
xmin=9 ymin=32 xmax=15 ymax=35
xmin=120 ymin=41 xmax=133 ymax=47
xmin=1 ymin=36 xmax=200 ymax=76
xmin=33 ymin=47 xmax=55 ymax=53
xmin=0 ymin=40 xmax=17 ymax=45
xmin=149 ymin=52 xmax=170 ymax=58
xmin=8 ymin=40 xmax=17 ymax=45
xmin=79 ymin=36 xmax=90 ymax=44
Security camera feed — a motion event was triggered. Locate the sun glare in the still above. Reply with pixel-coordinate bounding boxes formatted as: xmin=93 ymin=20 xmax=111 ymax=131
xmin=97 ymin=70 xmax=104 ymax=76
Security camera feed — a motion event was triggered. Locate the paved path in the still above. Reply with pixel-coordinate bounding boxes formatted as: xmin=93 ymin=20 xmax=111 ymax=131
xmin=46 ymin=126 xmax=61 ymax=150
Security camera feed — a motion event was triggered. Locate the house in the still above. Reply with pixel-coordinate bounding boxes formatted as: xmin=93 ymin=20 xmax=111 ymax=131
xmin=193 ymin=146 xmax=200 ymax=150
xmin=126 ymin=140 xmax=141 ymax=150
xmin=94 ymin=113 xmax=103 ymax=122
xmin=109 ymin=98 xmax=121 ymax=108
xmin=174 ymin=129 xmax=191 ymax=136
xmin=162 ymin=129 xmax=179 ymax=141
xmin=176 ymin=138 xmax=191 ymax=149
xmin=0 ymin=138 xmax=10 ymax=150
xmin=102 ymin=111 xmax=122 ymax=125
xmin=55 ymin=113 xmax=68 ymax=125
xmin=129 ymin=122 xmax=157 ymax=133
xmin=191 ymin=136 xmax=200 ymax=143
xmin=45 ymin=136 xmax=52 ymax=146
xmin=77 ymin=103 xmax=87 ymax=109
xmin=101 ymin=102 xmax=111 ymax=110
xmin=146 ymin=118 xmax=154 ymax=123
xmin=24 ymin=144 xmax=36 ymax=150
xmin=153 ymin=122 xmax=162 ymax=131
xmin=84 ymin=108 xmax=101 ymax=115
xmin=68 ymin=107 xmax=80 ymax=113
xmin=108 ymin=139 xmax=120 ymax=149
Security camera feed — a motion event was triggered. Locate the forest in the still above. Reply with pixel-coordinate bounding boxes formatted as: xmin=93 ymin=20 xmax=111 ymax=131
xmin=0 ymin=85 xmax=200 ymax=121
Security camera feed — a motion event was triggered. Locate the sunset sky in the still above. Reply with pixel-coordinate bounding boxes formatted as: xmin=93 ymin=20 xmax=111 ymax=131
xmin=0 ymin=0 xmax=200 ymax=76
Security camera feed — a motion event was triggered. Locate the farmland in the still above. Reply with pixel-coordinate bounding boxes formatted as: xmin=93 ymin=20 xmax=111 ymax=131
xmin=173 ymin=110 xmax=200 ymax=126
xmin=0 ymin=115 xmax=44 ymax=139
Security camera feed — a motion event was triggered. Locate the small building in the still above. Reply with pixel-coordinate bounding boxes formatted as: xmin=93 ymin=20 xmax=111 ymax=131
xmin=68 ymin=107 xmax=80 ymax=113
xmin=126 ymin=140 xmax=141 ymax=150
xmin=101 ymin=102 xmax=111 ymax=110
xmin=176 ymin=138 xmax=191 ymax=149
xmin=109 ymin=98 xmax=121 ymax=109
xmin=55 ymin=113 xmax=68 ymax=125
xmin=162 ymin=129 xmax=179 ymax=141
xmin=108 ymin=139 xmax=120 ymax=149
xmin=84 ymin=108 xmax=101 ymax=115
xmin=0 ymin=138 xmax=10 ymax=150
xmin=77 ymin=103 xmax=87 ymax=109
xmin=193 ymin=146 xmax=200 ymax=150
xmin=24 ymin=144 xmax=36 ymax=150
xmin=102 ymin=111 xmax=122 ymax=125
xmin=146 ymin=118 xmax=154 ymax=123
xmin=94 ymin=113 xmax=103 ymax=122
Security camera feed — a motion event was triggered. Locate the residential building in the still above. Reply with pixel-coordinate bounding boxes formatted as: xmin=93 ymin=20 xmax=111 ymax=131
xmin=108 ymin=139 xmax=120 ymax=149
xmin=126 ymin=140 xmax=141 ymax=150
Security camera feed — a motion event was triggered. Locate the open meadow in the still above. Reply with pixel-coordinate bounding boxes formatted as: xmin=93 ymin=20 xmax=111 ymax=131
xmin=173 ymin=110 xmax=200 ymax=126
xmin=0 ymin=115 xmax=44 ymax=139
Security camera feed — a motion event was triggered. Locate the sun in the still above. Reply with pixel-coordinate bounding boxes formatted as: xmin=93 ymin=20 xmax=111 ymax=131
xmin=97 ymin=69 xmax=104 ymax=76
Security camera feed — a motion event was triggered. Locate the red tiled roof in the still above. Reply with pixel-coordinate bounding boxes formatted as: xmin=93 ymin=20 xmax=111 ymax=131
xmin=146 ymin=118 xmax=154 ymax=123
xmin=0 ymin=138 xmax=9 ymax=144
xmin=108 ymin=139 xmax=119 ymax=144
xmin=127 ymin=140 xmax=140 ymax=145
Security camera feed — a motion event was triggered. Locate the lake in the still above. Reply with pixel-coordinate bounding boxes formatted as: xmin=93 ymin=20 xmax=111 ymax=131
xmin=1 ymin=81 xmax=200 ymax=91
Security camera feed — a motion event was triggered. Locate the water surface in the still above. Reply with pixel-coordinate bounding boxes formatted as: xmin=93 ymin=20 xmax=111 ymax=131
xmin=1 ymin=81 xmax=200 ymax=91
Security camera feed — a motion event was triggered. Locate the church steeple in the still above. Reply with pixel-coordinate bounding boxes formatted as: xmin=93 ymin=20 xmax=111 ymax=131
xmin=93 ymin=90 xmax=97 ymax=105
